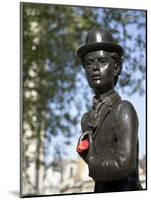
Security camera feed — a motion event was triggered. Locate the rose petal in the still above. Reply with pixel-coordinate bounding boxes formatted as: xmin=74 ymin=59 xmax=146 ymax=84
xmin=77 ymin=139 xmax=89 ymax=153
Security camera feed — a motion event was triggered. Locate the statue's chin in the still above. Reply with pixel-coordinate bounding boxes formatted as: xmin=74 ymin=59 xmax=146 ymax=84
xmin=89 ymin=80 xmax=102 ymax=89
xmin=89 ymin=81 xmax=114 ymax=94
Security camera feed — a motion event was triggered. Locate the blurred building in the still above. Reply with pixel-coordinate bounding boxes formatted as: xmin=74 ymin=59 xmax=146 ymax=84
xmin=139 ymin=156 xmax=146 ymax=189
xmin=42 ymin=156 xmax=146 ymax=195
xmin=43 ymin=158 xmax=94 ymax=194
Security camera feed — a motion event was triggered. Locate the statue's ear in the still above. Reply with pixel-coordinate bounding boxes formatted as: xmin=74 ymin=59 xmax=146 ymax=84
xmin=81 ymin=58 xmax=86 ymax=68
xmin=82 ymin=63 xmax=85 ymax=68
xmin=82 ymin=61 xmax=86 ymax=69
xmin=114 ymin=62 xmax=121 ymax=76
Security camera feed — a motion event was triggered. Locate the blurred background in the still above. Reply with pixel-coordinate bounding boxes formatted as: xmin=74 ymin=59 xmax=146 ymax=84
xmin=21 ymin=2 xmax=146 ymax=196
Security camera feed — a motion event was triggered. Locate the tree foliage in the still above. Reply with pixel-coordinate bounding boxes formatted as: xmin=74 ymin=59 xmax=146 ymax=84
xmin=21 ymin=3 xmax=146 ymax=195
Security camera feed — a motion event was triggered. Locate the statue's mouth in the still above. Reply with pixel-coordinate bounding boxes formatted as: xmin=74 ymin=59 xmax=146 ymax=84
xmin=92 ymin=74 xmax=101 ymax=80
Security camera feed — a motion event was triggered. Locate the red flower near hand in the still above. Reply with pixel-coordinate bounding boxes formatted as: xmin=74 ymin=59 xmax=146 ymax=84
xmin=77 ymin=139 xmax=89 ymax=153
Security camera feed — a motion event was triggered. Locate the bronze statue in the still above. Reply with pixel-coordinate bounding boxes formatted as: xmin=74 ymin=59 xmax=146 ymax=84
xmin=76 ymin=27 xmax=142 ymax=192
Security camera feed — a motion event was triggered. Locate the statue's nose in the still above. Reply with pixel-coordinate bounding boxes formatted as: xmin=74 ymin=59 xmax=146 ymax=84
xmin=92 ymin=64 xmax=98 ymax=70
xmin=92 ymin=59 xmax=99 ymax=70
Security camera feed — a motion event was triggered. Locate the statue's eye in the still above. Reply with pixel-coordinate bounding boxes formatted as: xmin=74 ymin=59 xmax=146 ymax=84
xmin=98 ymin=58 xmax=108 ymax=64
xmin=85 ymin=59 xmax=94 ymax=66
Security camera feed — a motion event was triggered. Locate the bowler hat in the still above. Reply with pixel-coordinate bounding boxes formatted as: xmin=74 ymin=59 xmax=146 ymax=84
xmin=77 ymin=27 xmax=123 ymax=60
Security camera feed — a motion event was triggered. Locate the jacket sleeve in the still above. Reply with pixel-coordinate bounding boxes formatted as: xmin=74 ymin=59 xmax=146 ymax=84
xmin=81 ymin=112 xmax=90 ymax=132
xmin=88 ymin=100 xmax=139 ymax=181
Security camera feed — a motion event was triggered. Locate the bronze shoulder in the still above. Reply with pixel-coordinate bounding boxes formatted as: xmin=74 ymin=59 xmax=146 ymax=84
xmin=113 ymin=100 xmax=139 ymax=136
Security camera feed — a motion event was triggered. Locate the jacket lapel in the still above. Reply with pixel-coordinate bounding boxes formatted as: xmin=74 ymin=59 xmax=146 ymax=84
xmin=93 ymin=102 xmax=111 ymax=139
xmin=93 ymin=94 xmax=120 ymax=139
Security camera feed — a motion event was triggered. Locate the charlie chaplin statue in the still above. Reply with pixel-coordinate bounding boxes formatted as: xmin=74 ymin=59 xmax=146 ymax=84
xmin=76 ymin=27 xmax=142 ymax=192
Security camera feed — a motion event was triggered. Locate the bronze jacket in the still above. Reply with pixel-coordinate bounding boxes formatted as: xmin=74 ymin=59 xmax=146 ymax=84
xmin=77 ymin=90 xmax=142 ymax=191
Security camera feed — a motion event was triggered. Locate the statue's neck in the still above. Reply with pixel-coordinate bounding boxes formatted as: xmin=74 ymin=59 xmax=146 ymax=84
xmin=94 ymin=88 xmax=115 ymax=101
xmin=94 ymin=87 xmax=114 ymax=99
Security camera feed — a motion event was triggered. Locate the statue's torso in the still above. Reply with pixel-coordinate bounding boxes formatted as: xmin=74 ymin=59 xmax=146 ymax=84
xmin=79 ymin=91 xmax=142 ymax=191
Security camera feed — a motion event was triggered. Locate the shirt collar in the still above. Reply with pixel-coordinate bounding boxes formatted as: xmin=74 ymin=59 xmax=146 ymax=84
xmin=92 ymin=89 xmax=118 ymax=109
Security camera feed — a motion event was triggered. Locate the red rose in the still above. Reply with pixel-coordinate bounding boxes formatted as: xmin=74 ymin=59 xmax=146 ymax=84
xmin=77 ymin=139 xmax=89 ymax=153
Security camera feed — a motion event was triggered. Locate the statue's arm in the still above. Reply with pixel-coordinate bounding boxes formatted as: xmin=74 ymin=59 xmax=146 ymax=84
xmin=89 ymin=101 xmax=138 ymax=181
xmin=81 ymin=112 xmax=90 ymax=132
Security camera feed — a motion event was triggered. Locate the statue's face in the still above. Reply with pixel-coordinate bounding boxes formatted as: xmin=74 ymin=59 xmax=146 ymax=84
xmin=84 ymin=50 xmax=115 ymax=93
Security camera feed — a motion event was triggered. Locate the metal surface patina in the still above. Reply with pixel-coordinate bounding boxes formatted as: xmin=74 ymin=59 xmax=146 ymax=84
xmin=76 ymin=27 xmax=142 ymax=192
